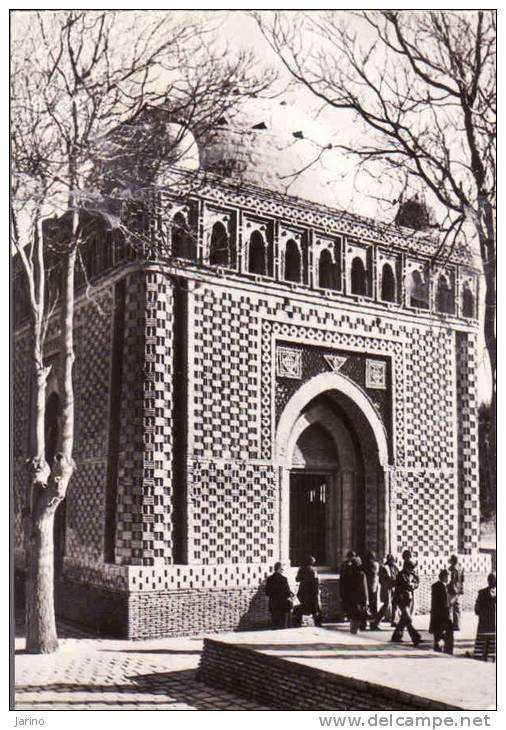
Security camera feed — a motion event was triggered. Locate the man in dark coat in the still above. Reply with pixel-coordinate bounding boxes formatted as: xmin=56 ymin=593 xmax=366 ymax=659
xmin=339 ymin=550 xmax=356 ymax=620
xmin=400 ymin=549 xmax=419 ymax=614
xmin=474 ymin=572 xmax=496 ymax=661
xmin=448 ymin=554 xmax=465 ymax=630
xmin=347 ymin=556 xmax=370 ymax=634
xmin=265 ymin=562 xmax=293 ymax=629
xmin=292 ymin=555 xmax=323 ymax=627
xmin=430 ymin=568 xmax=454 ymax=654
xmin=391 ymin=560 xmax=422 ymax=646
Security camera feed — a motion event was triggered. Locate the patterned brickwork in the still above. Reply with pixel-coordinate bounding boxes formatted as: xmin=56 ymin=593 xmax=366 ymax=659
xmin=188 ymin=277 xmax=480 ymax=566
xmin=115 ymin=270 xmax=175 ymax=566
xmin=65 ymin=462 xmax=108 ymax=564
xmin=187 ymin=460 xmax=277 ymax=564
xmin=192 ymin=287 xmax=262 ymax=461
xmin=12 ymin=331 xmax=31 ymax=459
xmin=392 ymin=468 xmax=457 ymax=557
xmin=261 ymin=317 xmax=404 ymax=463
xmin=275 ymin=342 xmax=391 ymax=433
xmin=12 ymin=331 xmax=31 ymax=560
xmin=12 ymin=212 xmax=482 ymax=650
xmin=13 ymin=459 xmax=26 ymax=562
xmin=456 ymin=332 xmax=480 ymax=552
xmin=62 ymin=290 xmax=114 ymax=565
xmin=191 ymin=182 xmax=474 ymax=265
xmin=73 ymin=291 xmax=114 ymax=460
xmin=403 ymin=326 xmax=456 ymax=471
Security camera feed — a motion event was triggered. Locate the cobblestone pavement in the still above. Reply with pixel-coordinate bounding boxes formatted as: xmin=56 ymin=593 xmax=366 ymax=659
xmin=14 ymin=612 xmax=481 ymax=711
xmin=14 ymin=619 xmax=273 ymax=710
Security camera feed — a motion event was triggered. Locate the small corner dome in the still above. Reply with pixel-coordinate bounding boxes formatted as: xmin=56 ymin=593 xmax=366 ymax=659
xmin=160 ymin=123 xmax=200 ymax=173
xmin=395 ymin=195 xmax=433 ymax=231
xmin=198 ymin=97 xmax=343 ymax=207
xmin=98 ymin=112 xmax=200 ymax=194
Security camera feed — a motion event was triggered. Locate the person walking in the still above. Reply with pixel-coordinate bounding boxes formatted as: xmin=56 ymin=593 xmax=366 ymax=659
xmin=371 ymin=554 xmax=398 ymax=629
xmin=347 ymin=556 xmax=370 ymax=635
xmin=448 ymin=554 xmax=465 ymax=631
xmin=474 ymin=572 xmax=496 ymax=661
xmin=363 ymin=551 xmax=380 ymax=629
xmin=391 ymin=559 xmax=422 ymax=646
xmin=429 ymin=569 xmax=454 ymax=654
xmin=292 ymin=556 xmax=323 ymax=628
xmin=339 ymin=550 xmax=356 ymax=621
xmin=265 ymin=562 xmax=294 ymax=629
xmin=400 ymin=549 xmax=419 ymax=614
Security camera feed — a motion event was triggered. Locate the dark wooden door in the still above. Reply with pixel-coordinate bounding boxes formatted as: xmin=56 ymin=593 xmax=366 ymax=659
xmin=289 ymin=473 xmax=327 ymax=566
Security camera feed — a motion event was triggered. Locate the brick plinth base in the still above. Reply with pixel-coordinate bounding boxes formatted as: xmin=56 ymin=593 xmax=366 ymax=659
xmin=197 ymin=638 xmax=460 ymax=710
xmin=14 ymin=569 xmax=491 ymax=639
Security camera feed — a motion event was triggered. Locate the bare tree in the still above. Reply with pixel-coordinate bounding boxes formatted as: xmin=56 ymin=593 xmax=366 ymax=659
xmin=11 ymin=9 xmax=272 ymax=653
xmin=257 ymin=8 xmax=496 ymax=496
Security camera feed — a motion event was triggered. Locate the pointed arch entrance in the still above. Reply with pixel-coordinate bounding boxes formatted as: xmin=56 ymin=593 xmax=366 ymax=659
xmin=276 ymin=372 xmax=391 ymax=567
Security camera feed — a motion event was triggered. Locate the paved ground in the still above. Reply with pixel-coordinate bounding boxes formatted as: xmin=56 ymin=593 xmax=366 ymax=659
xmin=14 ymin=611 xmax=488 ymax=711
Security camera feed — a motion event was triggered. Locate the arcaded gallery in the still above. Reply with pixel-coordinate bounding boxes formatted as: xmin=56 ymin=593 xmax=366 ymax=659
xmin=12 ymin=99 xmax=491 ymax=638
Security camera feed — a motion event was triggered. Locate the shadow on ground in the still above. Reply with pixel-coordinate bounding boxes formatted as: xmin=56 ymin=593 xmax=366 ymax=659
xmin=16 ymin=669 xmax=271 ymax=710
xmin=15 ymin=613 xmax=104 ymax=640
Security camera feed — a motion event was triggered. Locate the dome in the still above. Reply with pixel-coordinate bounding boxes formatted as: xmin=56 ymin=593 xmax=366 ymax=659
xmin=98 ymin=111 xmax=199 ymax=196
xmin=198 ymin=97 xmax=343 ymax=207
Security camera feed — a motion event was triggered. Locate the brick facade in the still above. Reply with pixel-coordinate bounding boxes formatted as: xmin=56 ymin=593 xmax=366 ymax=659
xmin=12 ymin=176 xmax=488 ymax=638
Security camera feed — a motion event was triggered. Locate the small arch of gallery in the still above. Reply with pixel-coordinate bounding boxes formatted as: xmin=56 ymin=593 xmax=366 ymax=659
xmin=164 ymin=208 xmax=477 ymax=320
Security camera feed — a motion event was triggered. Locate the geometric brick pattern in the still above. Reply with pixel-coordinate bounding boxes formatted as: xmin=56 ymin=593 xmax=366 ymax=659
xmin=73 ymin=290 xmax=114 ymax=461
xmin=274 ymin=342 xmax=391 ymax=434
xmin=12 ymin=330 xmax=30 ymax=459
xmin=59 ymin=550 xmax=491 ymax=597
xmin=393 ymin=468 xmax=457 ymax=557
xmin=115 ymin=270 xmax=175 ymax=566
xmin=200 ymin=181 xmax=474 ymax=264
xmin=12 ymin=176 xmax=483 ymax=643
xmin=186 ymin=460 xmax=277 ymax=565
xmin=12 ymin=330 xmax=31 ymax=561
xmin=261 ymin=318 xmax=404 ymax=462
xmin=65 ymin=289 xmax=114 ymax=565
xmin=192 ymin=287 xmax=261 ymax=461
xmin=456 ymin=331 xmax=480 ymax=552
xmin=403 ymin=326 xmax=455 ymax=470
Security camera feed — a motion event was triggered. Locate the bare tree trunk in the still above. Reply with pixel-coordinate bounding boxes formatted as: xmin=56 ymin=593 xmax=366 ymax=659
xmin=25 ymin=490 xmax=59 ymax=654
xmin=60 ymin=241 xmax=76 ymax=460
xmin=24 ymin=239 xmax=76 ymax=654
xmin=480 ymin=201 xmax=496 ymax=515
xmin=25 ymin=338 xmax=59 ymax=652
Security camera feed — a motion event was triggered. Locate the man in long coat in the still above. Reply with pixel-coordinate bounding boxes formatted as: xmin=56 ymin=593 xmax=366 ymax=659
xmin=371 ymin=554 xmax=398 ymax=629
xmin=474 ymin=572 xmax=496 ymax=661
xmin=292 ymin=555 xmax=323 ymax=627
xmin=339 ymin=550 xmax=356 ymax=620
xmin=448 ymin=554 xmax=465 ymax=630
xmin=429 ymin=568 xmax=454 ymax=654
xmin=363 ymin=551 xmax=380 ymax=629
xmin=265 ymin=562 xmax=293 ymax=629
xmin=347 ymin=556 xmax=370 ymax=634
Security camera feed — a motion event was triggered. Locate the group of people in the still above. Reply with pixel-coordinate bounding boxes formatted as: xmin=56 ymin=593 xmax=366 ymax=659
xmin=265 ymin=556 xmax=322 ymax=629
xmin=339 ymin=549 xmax=423 ymax=644
xmin=265 ymin=551 xmax=496 ymax=659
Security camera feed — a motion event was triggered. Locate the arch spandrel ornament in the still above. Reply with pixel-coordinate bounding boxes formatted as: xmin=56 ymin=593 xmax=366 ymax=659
xmin=276 ymin=371 xmax=389 ymax=468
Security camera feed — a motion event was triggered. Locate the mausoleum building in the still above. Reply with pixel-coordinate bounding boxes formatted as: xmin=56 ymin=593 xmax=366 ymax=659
xmin=13 ymin=100 xmax=490 ymax=638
